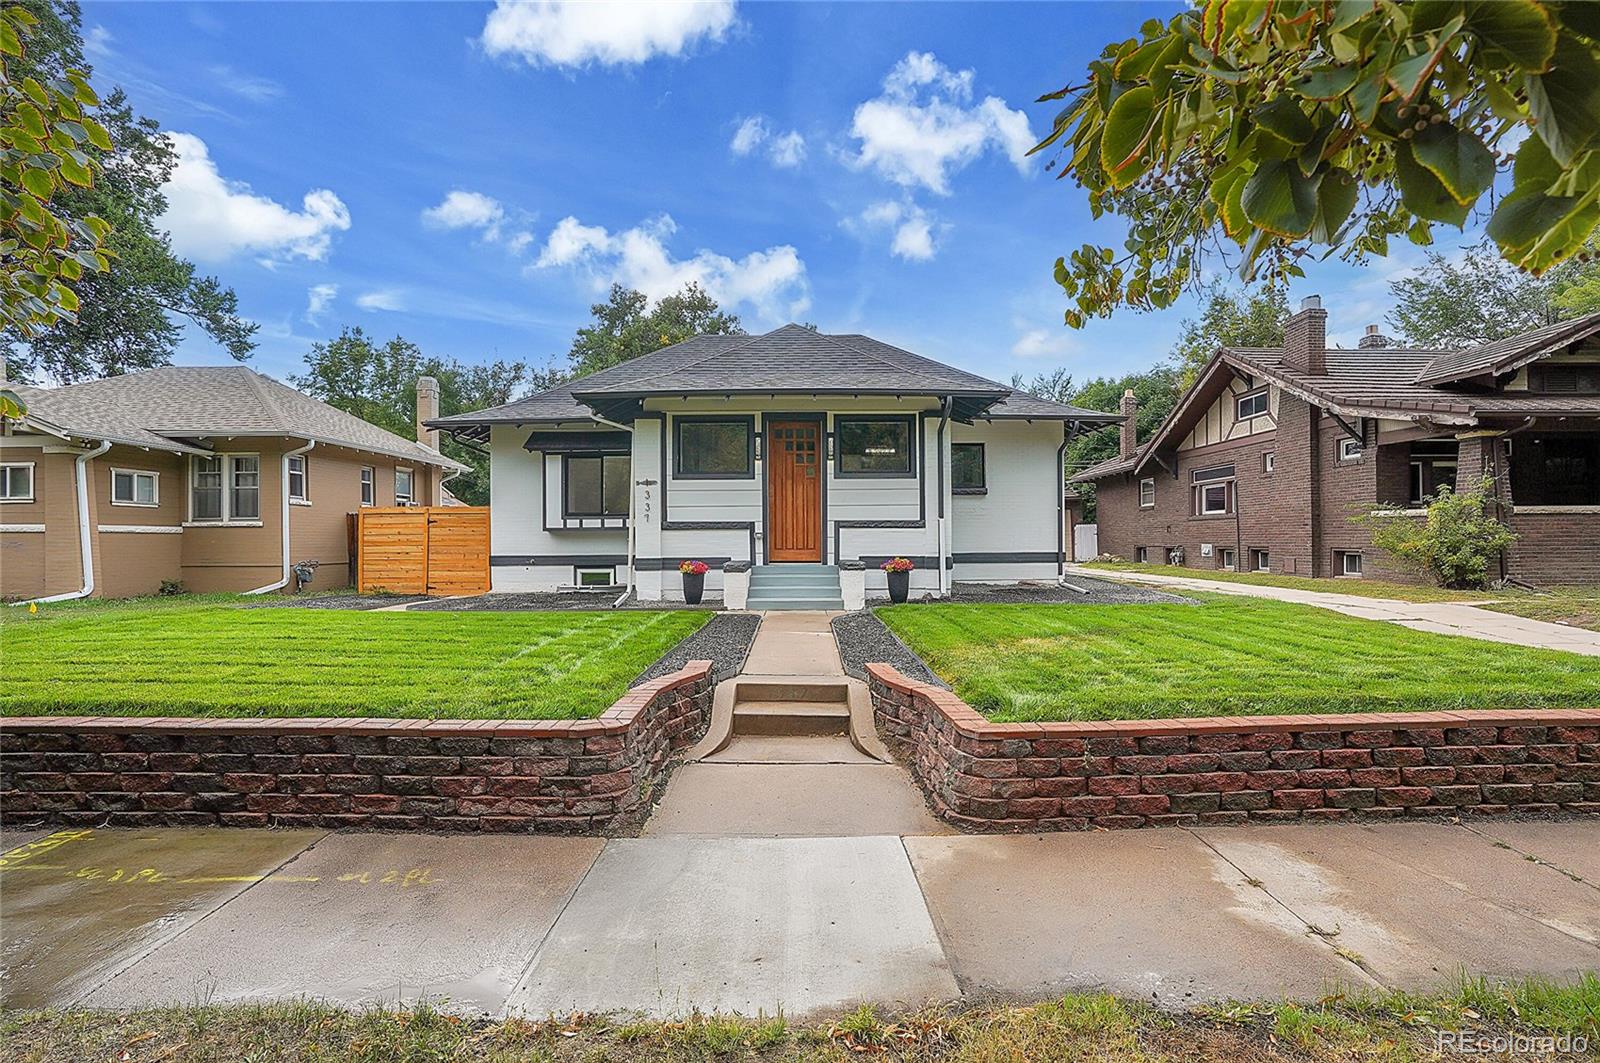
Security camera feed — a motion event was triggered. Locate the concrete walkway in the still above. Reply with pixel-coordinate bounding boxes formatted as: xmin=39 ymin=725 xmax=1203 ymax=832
xmin=1067 ymin=563 xmax=1600 ymax=656
xmin=649 ymin=610 xmax=942 ymax=838
xmin=5 ymin=819 xmax=1596 ymax=1017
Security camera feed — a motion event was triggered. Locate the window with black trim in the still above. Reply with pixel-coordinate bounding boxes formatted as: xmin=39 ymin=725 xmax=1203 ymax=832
xmin=952 ymin=443 xmax=985 ymax=492
xmin=675 ymin=418 xmax=752 ymax=478
xmin=565 ymin=453 xmax=630 ymax=517
xmin=836 ymin=417 xmax=915 ymax=476
xmin=1236 ymin=390 xmax=1269 ymax=419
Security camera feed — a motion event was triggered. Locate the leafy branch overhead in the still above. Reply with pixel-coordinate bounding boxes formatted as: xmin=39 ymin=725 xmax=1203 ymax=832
xmin=1033 ymin=0 xmax=1600 ymax=326
xmin=0 ymin=3 xmax=111 ymax=337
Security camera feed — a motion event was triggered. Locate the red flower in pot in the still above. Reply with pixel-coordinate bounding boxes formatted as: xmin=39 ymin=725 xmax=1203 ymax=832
xmin=680 ymin=559 xmax=709 ymax=604
xmin=881 ymin=557 xmax=914 ymax=603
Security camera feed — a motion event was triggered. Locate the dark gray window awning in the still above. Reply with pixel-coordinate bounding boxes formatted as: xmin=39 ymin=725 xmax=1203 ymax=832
xmin=523 ymin=430 xmax=630 ymax=453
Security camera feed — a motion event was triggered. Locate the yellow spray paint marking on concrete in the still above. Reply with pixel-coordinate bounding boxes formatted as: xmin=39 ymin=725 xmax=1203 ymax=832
xmin=3 ymin=859 xmax=441 ymax=889
xmin=0 ymin=828 xmax=95 ymax=869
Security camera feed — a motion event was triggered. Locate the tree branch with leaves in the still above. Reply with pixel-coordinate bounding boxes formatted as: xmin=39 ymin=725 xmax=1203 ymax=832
xmin=1034 ymin=0 xmax=1600 ymax=327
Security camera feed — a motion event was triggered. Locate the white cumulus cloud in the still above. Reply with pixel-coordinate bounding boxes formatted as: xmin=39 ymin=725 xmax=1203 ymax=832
xmin=848 ymin=51 xmax=1034 ymax=195
xmin=729 ymin=115 xmax=806 ymax=168
xmin=532 ymin=213 xmax=809 ymax=323
xmin=481 ymin=0 xmax=736 ymax=68
xmin=849 ymin=200 xmax=942 ymax=262
xmin=356 ymin=289 xmax=405 ymax=312
xmin=158 ymin=132 xmax=350 ymax=264
xmin=422 ymin=190 xmax=506 ymax=240
xmin=1011 ymin=327 xmax=1079 ymax=359
xmin=305 ymin=283 xmax=338 ymax=320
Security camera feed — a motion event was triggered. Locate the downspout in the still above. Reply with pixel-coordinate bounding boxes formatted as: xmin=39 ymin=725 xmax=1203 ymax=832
xmin=936 ymin=397 xmax=952 ymax=597
xmin=590 ymin=413 xmax=637 ymax=608
xmin=1056 ymin=424 xmax=1070 ymax=579
xmin=22 ymin=439 xmax=111 ymax=604
xmin=245 ymin=440 xmax=315 ymax=595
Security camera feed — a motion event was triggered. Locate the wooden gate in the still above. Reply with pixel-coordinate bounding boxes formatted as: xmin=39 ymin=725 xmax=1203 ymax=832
xmin=353 ymin=507 xmax=490 ymax=596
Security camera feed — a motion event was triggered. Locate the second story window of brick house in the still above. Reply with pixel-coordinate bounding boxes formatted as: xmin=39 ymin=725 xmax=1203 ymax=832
xmin=1139 ymin=478 xmax=1155 ymax=508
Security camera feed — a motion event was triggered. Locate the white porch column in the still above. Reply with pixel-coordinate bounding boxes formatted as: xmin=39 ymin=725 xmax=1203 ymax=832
xmin=722 ymin=560 xmax=750 ymax=610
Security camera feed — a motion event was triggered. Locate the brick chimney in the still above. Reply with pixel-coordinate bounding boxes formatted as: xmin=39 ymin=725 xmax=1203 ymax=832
xmin=1282 ymin=295 xmax=1327 ymax=375
xmin=416 ymin=376 xmax=440 ymax=450
xmin=1358 ymin=324 xmax=1392 ymax=349
xmin=1119 ymin=388 xmax=1138 ymax=459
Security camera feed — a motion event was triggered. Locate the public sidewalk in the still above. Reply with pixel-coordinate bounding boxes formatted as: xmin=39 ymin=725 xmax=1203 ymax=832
xmin=1067 ymin=564 xmax=1600 ymax=656
xmin=4 ymin=818 xmax=1596 ymax=1017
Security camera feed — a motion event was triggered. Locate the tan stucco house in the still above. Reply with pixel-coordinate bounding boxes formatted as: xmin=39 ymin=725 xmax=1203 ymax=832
xmin=1 ymin=367 xmax=464 ymax=601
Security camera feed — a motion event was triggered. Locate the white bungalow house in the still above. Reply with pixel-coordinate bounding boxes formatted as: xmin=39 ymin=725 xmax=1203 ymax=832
xmin=430 ymin=324 xmax=1119 ymax=607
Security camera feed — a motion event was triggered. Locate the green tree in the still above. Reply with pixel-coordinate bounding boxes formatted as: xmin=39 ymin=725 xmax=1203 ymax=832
xmin=1009 ymin=366 xmax=1074 ymax=403
xmin=1063 ymin=365 xmax=1182 ymax=519
xmin=567 ymin=282 xmax=742 ymax=377
xmin=292 ymin=328 xmax=551 ymax=506
xmin=1390 ymin=239 xmax=1600 ymax=345
xmin=3 ymin=1 xmax=255 ymax=383
xmin=1 ymin=3 xmax=110 ymax=347
xmin=1034 ymin=1 xmax=1600 ymax=327
xmin=1361 ymin=479 xmax=1518 ymax=588
xmin=1171 ymin=284 xmax=1287 ymax=383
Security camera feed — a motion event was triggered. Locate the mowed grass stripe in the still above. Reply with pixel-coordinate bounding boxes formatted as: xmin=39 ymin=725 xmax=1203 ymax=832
xmin=1 ymin=606 xmax=709 ymax=719
xmin=877 ymin=596 xmax=1600 ymax=722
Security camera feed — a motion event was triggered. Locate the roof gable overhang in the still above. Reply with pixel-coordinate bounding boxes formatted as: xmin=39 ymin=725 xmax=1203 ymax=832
xmin=1413 ymin=311 xmax=1600 ymax=387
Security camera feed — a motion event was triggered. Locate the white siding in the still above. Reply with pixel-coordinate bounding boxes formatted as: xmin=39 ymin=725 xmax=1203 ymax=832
xmin=487 ymin=424 xmax=627 ymax=592
xmin=951 ymin=419 xmax=1064 ymax=582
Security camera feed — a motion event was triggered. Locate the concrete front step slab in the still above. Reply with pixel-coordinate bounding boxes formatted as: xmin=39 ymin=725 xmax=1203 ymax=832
xmin=733 ymin=701 xmax=850 ymax=737
xmin=734 ymin=679 xmax=849 ymax=703
xmin=747 ymin=599 xmax=846 ymax=611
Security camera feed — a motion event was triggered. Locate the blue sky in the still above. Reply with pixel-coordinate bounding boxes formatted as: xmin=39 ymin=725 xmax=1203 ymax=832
xmin=84 ymin=1 xmax=1476 ymax=392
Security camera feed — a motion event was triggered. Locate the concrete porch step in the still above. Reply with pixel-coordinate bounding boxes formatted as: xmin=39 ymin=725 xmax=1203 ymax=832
xmin=744 ymin=597 xmax=847 ymax=611
xmin=732 ymin=701 xmax=851 ymax=737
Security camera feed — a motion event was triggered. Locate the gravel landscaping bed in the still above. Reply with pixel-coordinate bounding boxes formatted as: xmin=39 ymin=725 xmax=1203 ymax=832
xmin=831 ymin=610 xmax=946 ymax=688
xmin=244 ymin=593 xmax=430 ymax=610
xmin=406 ymin=591 xmax=716 ymax=612
xmin=633 ymin=612 xmax=761 ymax=686
xmin=946 ymin=577 xmax=1192 ymax=605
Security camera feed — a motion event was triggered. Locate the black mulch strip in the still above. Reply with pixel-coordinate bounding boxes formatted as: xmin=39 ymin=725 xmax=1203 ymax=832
xmin=405 ymin=591 xmax=716 ymax=612
xmin=632 ymin=612 xmax=761 ymax=687
xmin=943 ymin=576 xmax=1193 ymax=605
xmin=243 ymin=594 xmax=430 ymax=610
xmin=831 ymin=611 xmax=946 ymax=688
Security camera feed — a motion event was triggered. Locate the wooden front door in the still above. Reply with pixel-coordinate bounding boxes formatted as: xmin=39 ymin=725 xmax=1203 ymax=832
xmin=766 ymin=420 xmax=822 ymax=562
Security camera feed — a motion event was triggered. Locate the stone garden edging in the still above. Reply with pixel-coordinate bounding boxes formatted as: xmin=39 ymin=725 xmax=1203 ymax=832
xmin=0 ymin=661 xmax=715 ymax=834
xmin=866 ymin=663 xmax=1600 ymax=831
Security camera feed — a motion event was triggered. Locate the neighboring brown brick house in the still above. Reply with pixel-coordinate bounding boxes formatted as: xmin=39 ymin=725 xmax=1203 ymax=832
xmin=1074 ymin=298 xmax=1600 ymax=586
xmin=1 ymin=367 xmax=464 ymax=601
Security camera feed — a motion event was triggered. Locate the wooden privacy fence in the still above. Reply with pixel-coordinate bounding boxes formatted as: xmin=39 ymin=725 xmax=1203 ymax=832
xmin=351 ymin=507 xmax=490 ymax=596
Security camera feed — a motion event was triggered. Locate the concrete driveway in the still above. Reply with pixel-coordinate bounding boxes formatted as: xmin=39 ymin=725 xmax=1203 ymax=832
xmin=3 ymin=818 xmax=1596 ymax=1017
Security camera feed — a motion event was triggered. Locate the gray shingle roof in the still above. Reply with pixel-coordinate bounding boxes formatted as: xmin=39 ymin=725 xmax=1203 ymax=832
xmin=1069 ymin=452 xmax=1141 ymax=483
xmin=17 ymin=366 xmax=466 ymax=469
xmin=432 ymin=324 xmax=1123 ymax=427
xmin=1413 ymin=310 xmax=1600 ymax=385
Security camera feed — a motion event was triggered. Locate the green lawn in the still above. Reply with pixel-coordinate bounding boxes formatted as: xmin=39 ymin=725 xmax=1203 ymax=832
xmin=0 ymin=600 xmax=707 ymax=719
xmin=1480 ymin=590 xmax=1600 ymax=633
xmin=4 ymin=976 xmax=1595 ymax=1063
xmin=1080 ymin=560 xmax=1510 ymax=603
xmin=877 ymin=596 xmax=1600 ymax=722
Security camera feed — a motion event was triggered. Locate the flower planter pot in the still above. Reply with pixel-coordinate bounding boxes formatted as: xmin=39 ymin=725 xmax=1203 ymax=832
xmin=886 ymin=569 xmax=910 ymax=604
xmin=682 ymin=571 xmax=705 ymax=605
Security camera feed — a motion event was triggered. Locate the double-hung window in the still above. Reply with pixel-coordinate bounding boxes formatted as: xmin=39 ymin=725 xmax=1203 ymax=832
xmin=395 ymin=467 xmax=415 ymax=506
xmin=191 ymin=454 xmax=259 ymax=522
xmin=0 ymin=463 xmax=35 ymax=502
xmin=1138 ymin=478 xmax=1155 ymax=508
xmin=564 ymin=453 xmax=630 ymax=518
xmin=836 ymin=416 xmax=915 ymax=477
xmin=287 ymin=455 xmax=309 ymax=503
xmin=111 ymin=468 xmax=158 ymax=507
xmin=360 ymin=466 xmax=375 ymax=506
xmin=952 ymin=443 xmax=985 ymax=492
xmin=1192 ymin=463 xmax=1235 ymax=516
xmin=1235 ymin=390 xmax=1269 ymax=420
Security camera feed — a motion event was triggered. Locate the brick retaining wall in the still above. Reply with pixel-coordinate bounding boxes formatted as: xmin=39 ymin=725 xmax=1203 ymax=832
xmin=867 ymin=664 xmax=1600 ymax=831
xmin=0 ymin=662 xmax=714 ymax=834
